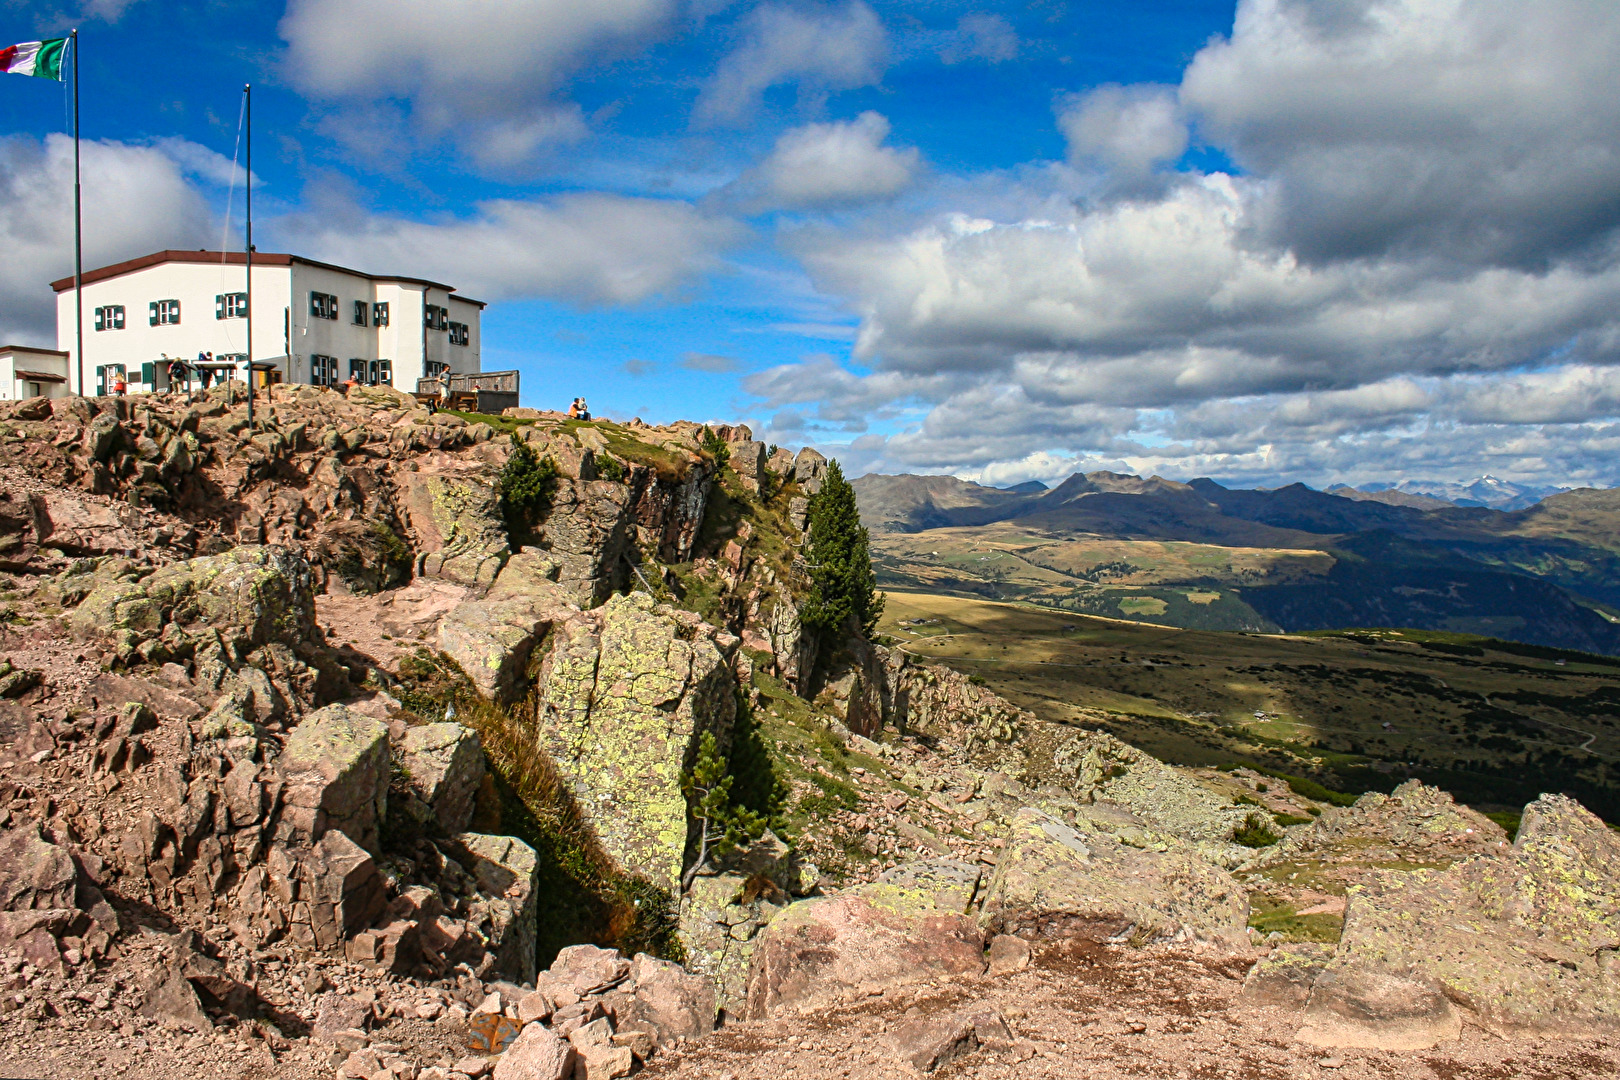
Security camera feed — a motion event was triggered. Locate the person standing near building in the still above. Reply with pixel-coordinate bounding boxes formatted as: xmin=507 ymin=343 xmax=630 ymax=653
xmin=112 ymin=371 xmax=126 ymax=396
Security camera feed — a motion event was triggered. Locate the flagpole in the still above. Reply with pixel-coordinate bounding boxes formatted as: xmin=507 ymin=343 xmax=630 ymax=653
xmin=72 ymin=28 xmax=83 ymax=398
xmin=244 ymin=82 xmax=253 ymax=429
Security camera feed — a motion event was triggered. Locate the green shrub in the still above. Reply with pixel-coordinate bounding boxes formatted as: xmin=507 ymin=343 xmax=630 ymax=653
xmin=1272 ymin=812 xmax=1315 ymax=828
xmin=699 ymin=426 xmax=730 ymax=468
xmin=596 ymin=454 xmax=626 ymax=482
xmin=498 ymin=435 xmax=559 ymax=541
xmin=1233 ymin=812 xmax=1281 ymax=847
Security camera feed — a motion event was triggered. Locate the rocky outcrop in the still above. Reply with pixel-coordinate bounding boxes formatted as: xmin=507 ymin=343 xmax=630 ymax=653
xmin=979 ymin=807 xmax=1249 ymax=948
xmin=542 ymin=479 xmax=635 ymax=608
xmin=67 ymin=545 xmax=317 ymax=665
xmin=1318 ymin=793 xmax=1620 ymax=1040
xmin=888 ymin=651 xmax=1028 ymax=749
xmin=1052 ymin=731 xmax=1251 ymax=851
xmin=533 ymin=592 xmax=739 ymax=892
xmin=437 ymin=551 xmax=575 ymax=702
xmin=453 ymin=832 xmax=541 ymax=984
xmin=277 ymin=703 xmax=391 ymax=854
xmin=744 ymin=860 xmax=987 ymax=1018
xmin=1257 ymin=779 xmax=1509 ymax=867
xmin=397 ymin=722 xmax=485 ymax=835
xmin=400 ymin=472 xmax=510 ymax=587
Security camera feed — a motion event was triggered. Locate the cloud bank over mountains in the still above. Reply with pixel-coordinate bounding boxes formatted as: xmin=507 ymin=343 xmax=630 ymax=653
xmin=751 ymin=0 xmax=1620 ymax=489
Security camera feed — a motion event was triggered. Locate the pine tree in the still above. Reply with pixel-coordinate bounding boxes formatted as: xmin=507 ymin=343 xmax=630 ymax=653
xmin=801 ymin=459 xmax=884 ymax=649
xmin=681 ymin=732 xmax=766 ymax=891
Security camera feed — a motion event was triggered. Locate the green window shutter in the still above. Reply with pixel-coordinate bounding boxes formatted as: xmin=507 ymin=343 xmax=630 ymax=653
xmin=216 ymin=295 xmax=224 ymax=319
xmin=93 ymin=308 xmax=104 ymax=332
xmin=149 ymin=302 xmax=158 ymax=326
xmin=141 ymin=362 xmax=154 ymax=386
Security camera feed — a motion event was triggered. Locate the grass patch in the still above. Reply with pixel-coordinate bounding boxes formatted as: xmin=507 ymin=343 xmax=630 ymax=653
xmin=1234 ymin=812 xmax=1282 ymax=848
xmin=1247 ymin=893 xmax=1343 ymax=944
xmin=1484 ymin=810 xmax=1522 ymax=840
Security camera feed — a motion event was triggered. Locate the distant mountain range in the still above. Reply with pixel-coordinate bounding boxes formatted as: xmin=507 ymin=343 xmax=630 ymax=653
xmin=1328 ymin=476 xmax=1571 ymax=511
xmin=853 ymin=470 xmax=1620 ymax=655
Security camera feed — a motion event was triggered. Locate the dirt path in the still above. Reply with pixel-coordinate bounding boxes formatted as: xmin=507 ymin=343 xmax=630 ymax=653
xmin=646 ymin=941 xmax=1619 ymax=1080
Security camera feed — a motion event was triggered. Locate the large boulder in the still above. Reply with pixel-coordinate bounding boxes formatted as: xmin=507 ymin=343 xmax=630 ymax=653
xmin=276 ymin=704 xmax=390 ymax=853
xmin=1296 ymin=968 xmax=1462 ymax=1051
xmin=397 ymin=722 xmax=485 ymax=834
xmin=621 ymin=952 xmax=717 ymax=1045
xmin=1321 ymin=793 xmax=1620 ymax=1039
xmin=437 ymin=552 xmax=576 ymax=702
xmin=68 ymin=545 xmax=316 ymax=662
xmin=267 ymin=829 xmax=388 ymax=951
xmin=541 ymin=479 xmax=634 ymax=608
xmin=1051 ymin=732 xmax=1251 ymax=850
xmin=533 ymin=592 xmax=738 ymax=891
xmin=454 ymin=833 xmax=540 ymax=984
xmin=978 ymin=807 xmax=1250 ymax=948
xmin=744 ymin=860 xmax=986 ymax=1019
xmin=0 ymin=825 xmax=77 ymax=911
xmin=400 ymin=471 xmax=509 ymax=586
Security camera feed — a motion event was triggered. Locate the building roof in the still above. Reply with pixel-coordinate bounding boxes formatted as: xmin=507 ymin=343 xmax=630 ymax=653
xmin=0 ymin=345 xmax=70 ymax=358
xmin=50 ymin=250 xmax=488 ymax=308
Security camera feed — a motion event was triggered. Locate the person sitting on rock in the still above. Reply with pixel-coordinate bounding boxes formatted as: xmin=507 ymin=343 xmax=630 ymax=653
xmin=578 ymin=397 xmax=591 ymax=421
xmin=568 ymin=398 xmax=583 ymax=419
xmin=343 ymin=373 xmax=360 ymax=391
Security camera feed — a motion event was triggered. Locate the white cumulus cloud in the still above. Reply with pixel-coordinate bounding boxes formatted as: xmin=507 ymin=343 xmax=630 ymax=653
xmin=753 ymin=111 xmax=919 ymax=207
xmin=276 ymin=192 xmax=743 ymax=306
xmin=695 ymin=1 xmax=888 ymax=125
xmin=0 ymin=134 xmax=215 ymax=345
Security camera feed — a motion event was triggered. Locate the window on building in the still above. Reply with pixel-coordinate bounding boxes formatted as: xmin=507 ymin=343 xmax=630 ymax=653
xmin=216 ymin=354 xmax=246 ymax=381
xmin=448 ymin=321 xmax=470 ymax=347
xmin=352 ymin=300 xmax=368 ymax=326
xmin=425 ymin=304 xmax=449 ymax=331
xmin=215 ymin=293 xmax=248 ymax=319
xmin=349 ymin=358 xmax=366 ymax=383
xmin=426 ymin=360 xmax=449 ymax=379
xmin=149 ymin=299 xmax=181 ymax=326
xmin=370 ymin=359 xmax=393 ymax=386
xmin=372 ymin=302 xmax=390 ymax=327
xmin=93 ymin=305 xmax=126 ymax=332
xmin=310 ymin=292 xmax=338 ymax=320
xmin=311 ymin=354 xmax=337 ymax=387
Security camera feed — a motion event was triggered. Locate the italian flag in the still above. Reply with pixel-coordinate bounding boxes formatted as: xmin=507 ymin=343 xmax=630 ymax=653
xmin=0 ymin=39 xmax=66 ymax=81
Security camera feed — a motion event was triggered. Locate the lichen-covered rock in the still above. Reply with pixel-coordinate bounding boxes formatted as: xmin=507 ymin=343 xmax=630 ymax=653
xmin=890 ymin=653 xmax=1026 ymax=750
xmin=67 ymin=545 xmax=316 ymax=662
xmin=437 ymin=551 xmax=574 ymax=702
xmin=1256 ymin=779 xmax=1509 ymax=869
xmin=1053 ymin=731 xmax=1250 ymax=850
xmin=1324 ymin=793 xmax=1620 ymax=1038
xmin=855 ymin=859 xmax=981 ymax=917
xmin=744 ymin=883 xmax=985 ymax=1019
xmin=398 ymin=722 xmax=485 ymax=835
xmin=1242 ymin=942 xmax=1334 ymax=1008
xmin=542 ymin=479 xmax=634 ymax=608
xmin=533 ymin=591 xmax=738 ymax=892
xmin=678 ymin=872 xmax=784 ymax=1012
xmin=454 ymin=833 xmax=540 ymax=984
xmin=978 ymin=807 xmax=1250 ymax=949
xmin=277 ymin=704 xmax=390 ymax=853
xmin=401 ymin=471 xmax=509 ymax=586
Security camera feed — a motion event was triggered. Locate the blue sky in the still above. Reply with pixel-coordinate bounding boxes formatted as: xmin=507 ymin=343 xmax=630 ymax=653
xmin=4 ymin=0 xmax=1620 ymax=491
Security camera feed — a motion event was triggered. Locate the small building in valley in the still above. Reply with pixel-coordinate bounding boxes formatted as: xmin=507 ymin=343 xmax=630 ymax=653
xmin=51 ymin=249 xmax=487 ymax=396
